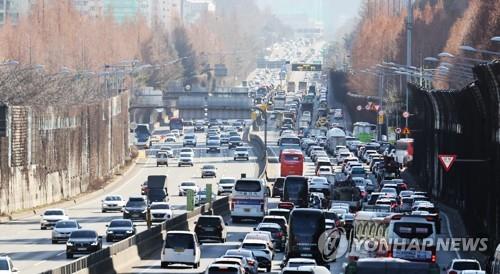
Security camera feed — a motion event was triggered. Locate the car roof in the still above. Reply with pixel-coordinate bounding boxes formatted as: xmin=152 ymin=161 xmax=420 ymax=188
xmin=242 ymin=239 xmax=267 ymax=244
xmin=166 ymin=230 xmax=196 ymax=236
xmin=258 ymin=222 xmax=282 ymax=229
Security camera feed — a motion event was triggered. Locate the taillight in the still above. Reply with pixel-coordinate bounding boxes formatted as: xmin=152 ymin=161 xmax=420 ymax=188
xmin=248 ymin=259 xmax=255 ymax=266
xmin=276 ymin=232 xmax=283 ymax=237
xmin=449 ymin=271 xmax=457 ymax=274
xmin=431 ymin=254 xmax=436 ymax=263
xmin=387 ymin=250 xmax=392 ymax=258
xmin=230 ymin=199 xmax=235 ymax=210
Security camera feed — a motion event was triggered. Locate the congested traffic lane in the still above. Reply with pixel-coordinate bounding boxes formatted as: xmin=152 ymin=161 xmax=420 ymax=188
xmin=0 ymin=129 xmax=259 ymax=274
xmin=116 ymin=198 xmax=287 ymax=274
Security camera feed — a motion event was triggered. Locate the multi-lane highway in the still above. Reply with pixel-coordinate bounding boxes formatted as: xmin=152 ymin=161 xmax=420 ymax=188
xmin=0 ymin=129 xmax=259 ymax=274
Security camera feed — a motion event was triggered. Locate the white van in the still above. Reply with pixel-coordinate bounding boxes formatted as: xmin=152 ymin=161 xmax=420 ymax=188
xmin=386 ymin=215 xmax=437 ymax=263
xmin=230 ymin=179 xmax=267 ymax=222
xmin=160 ymin=231 xmax=201 ymax=268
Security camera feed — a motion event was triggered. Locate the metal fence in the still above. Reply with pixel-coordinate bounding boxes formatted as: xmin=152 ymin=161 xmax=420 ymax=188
xmin=409 ymin=60 xmax=500 ymax=253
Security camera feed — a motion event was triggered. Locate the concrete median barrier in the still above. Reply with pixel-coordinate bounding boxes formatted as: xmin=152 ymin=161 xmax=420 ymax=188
xmin=41 ymin=197 xmax=230 ymax=274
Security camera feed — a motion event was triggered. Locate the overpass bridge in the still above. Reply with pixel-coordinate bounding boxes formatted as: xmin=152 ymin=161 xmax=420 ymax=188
xmin=129 ymin=84 xmax=252 ymax=123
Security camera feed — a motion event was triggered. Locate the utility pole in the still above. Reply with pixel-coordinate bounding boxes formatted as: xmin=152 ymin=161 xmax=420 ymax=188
xmin=405 ymin=0 xmax=413 ymax=130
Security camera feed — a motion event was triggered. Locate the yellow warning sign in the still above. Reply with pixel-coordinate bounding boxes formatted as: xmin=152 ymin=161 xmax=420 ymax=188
xmin=377 ymin=114 xmax=384 ymax=125
xmin=402 ymin=127 xmax=411 ymax=135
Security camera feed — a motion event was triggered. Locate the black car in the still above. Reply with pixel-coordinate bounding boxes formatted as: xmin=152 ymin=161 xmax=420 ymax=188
xmin=228 ymin=136 xmax=243 ymax=148
xmin=66 ymin=229 xmax=102 ymax=258
xmin=123 ymin=197 xmax=147 ymax=220
xmin=105 ymin=219 xmax=136 ymax=242
xmin=194 ymin=215 xmax=227 ymax=243
xmin=272 ymin=177 xmax=285 ymax=198
xmin=194 ymin=122 xmax=205 ymax=132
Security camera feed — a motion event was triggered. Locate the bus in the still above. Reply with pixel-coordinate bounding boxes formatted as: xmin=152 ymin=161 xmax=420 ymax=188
xmin=353 ymin=122 xmax=376 ymax=143
xmin=230 ymin=179 xmax=268 ymax=222
xmin=286 ymin=208 xmax=326 ymax=264
xmin=283 ymin=176 xmax=309 ymax=208
xmin=169 ymin=118 xmax=184 ymax=136
xmin=274 ymin=95 xmax=286 ymax=111
xmin=278 ymin=135 xmax=301 ymax=151
xmin=395 ymin=138 xmax=414 ymax=166
xmin=279 ymin=149 xmax=304 ymax=177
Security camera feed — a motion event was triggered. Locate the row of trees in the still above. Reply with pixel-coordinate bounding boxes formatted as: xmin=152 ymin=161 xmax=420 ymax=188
xmin=0 ymin=0 xmax=288 ymax=104
xmin=345 ymin=0 xmax=499 ymax=95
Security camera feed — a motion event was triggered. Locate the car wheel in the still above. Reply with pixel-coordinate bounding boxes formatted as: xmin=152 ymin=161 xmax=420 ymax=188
xmin=66 ymin=253 xmax=73 ymax=259
xmin=178 ymin=164 xmax=181 ymax=167
xmin=266 ymin=266 xmax=271 ymax=272
xmin=195 ymin=262 xmax=200 ymax=268
xmin=101 ymin=209 xmax=106 ymax=213
xmin=160 ymin=262 xmax=169 ymax=268
xmin=106 ymin=236 xmax=111 ymax=242
xmin=191 ymin=164 xmax=193 ymax=167
xmin=156 ymin=164 xmax=159 ymax=167
xmin=41 ymin=226 xmax=46 ymax=230
xmin=179 ymin=192 xmax=183 ymax=196
xmin=201 ymin=175 xmax=204 ymax=178
xmin=234 ymin=157 xmax=236 ymax=160
xmin=52 ymin=239 xmax=57 ymax=244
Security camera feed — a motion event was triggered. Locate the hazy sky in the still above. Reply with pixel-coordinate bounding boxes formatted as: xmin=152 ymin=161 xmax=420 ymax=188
xmin=256 ymin=0 xmax=363 ymax=33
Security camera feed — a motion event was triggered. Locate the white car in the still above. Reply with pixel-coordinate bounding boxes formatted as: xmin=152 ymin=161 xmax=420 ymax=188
xmin=281 ymin=265 xmax=330 ymax=274
xmin=0 ymin=256 xmax=17 ymax=273
xmin=178 ymin=181 xmax=199 ymax=196
xmin=101 ymin=195 xmax=126 ymax=212
xmin=178 ymin=152 xmax=194 ymax=167
xmin=218 ymin=177 xmax=236 ymax=195
xmin=240 ymin=239 xmax=273 ymax=272
xmin=317 ymin=166 xmax=333 ymax=176
xmin=233 ymin=147 xmax=249 ymax=160
xmin=149 ymin=202 xmax=173 ymax=222
xmin=446 ymin=259 xmax=482 ymax=274
xmin=40 ymin=209 xmax=69 ymax=230
xmin=161 ymin=231 xmax=200 ymax=268
xmin=51 ymin=220 xmax=81 ymax=243
xmin=308 ymin=176 xmax=329 ymax=193
xmin=285 ymin=258 xmax=317 ymax=268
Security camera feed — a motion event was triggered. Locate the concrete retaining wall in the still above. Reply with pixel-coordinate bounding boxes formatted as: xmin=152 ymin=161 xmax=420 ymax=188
xmin=0 ymin=92 xmax=129 ymax=215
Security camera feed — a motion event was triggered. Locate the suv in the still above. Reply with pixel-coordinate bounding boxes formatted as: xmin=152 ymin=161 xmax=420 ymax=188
xmin=183 ymin=134 xmax=197 ymax=147
xmin=228 ymin=136 xmax=243 ymax=148
xmin=206 ymin=136 xmax=221 ymax=153
xmin=122 ymin=197 xmax=147 ymax=220
xmin=156 ymin=151 xmax=169 ymax=167
xmin=272 ymin=177 xmax=285 ymax=198
xmin=178 ymin=152 xmax=194 ymax=167
xmin=194 ymin=122 xmax=204 ymax=132
xmin=233 ymin=147 xmax=249 ymax=160
xmin=218 ymin=177 xmax=236 ymax=195
xmin=446 ymin=259 xmax=482 ymax=274
xmin=255 ymin=222 xmax=285 ymax=251
xmin=194 ymin=215 xmax=227 ymax=243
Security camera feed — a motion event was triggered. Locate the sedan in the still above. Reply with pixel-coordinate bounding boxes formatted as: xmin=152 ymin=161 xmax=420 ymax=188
xmin=101 ymin=195 xmax=126 ymax=213
xmin=178 ymin=181 xmax=199 ymax=196
xmin=201 ymin=165 xmax=217 ymax=178
xmin=66 ymin=229 xmax=102 ymax=259
xmin=105 ymin=219 xmax=136 ymax=242
xmin=233 ymin=147 xmax=249 ymax=160
xmin=52 ymin=220 xmax=81 ymax=244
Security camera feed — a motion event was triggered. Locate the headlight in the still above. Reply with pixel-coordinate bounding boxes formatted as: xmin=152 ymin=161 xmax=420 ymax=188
xmin=123 ymin=209 xmax=129 ymax=213
xmin=41 ymin=219 xmax=48 ymax=223
xmin=107 ymin=230 xmax=113 ymax=234
xmin=91 ymin=241 xmax=99 ymax=246
xmin=66 ymin=242 xmax=74 ymax=246
xmin=126 ymin=230 xmax=133 ymax=234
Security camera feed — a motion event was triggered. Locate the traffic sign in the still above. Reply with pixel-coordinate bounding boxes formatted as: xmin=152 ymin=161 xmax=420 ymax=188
xmin=402 ymin=127 xmax=410 ymax=135
xmin=438 ymin=154 xmax=457 ymax=172
xmin=403 ymin=111 xmax=410 ymax=118
xmin=395 ymin=127 xmax=402 ymax=134
xmin=377 ymin=114 xmax=384 ymax=125
xmin=356 ymin=105 xmax=362 ymax=111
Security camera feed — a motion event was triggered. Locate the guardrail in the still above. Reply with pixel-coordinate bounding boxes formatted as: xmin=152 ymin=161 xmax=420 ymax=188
xmin=41 ymin=197 xmax=229 ymax=274
xmin=248 ymin=131 xmax=267 ymax=179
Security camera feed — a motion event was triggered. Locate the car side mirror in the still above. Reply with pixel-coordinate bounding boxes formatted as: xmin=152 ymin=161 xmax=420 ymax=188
xmin=79 ymin=226 xmax=82 ymax=229
xmin=133 ymin=224 xmax=137 ymax=227
xmin=12 ymin=268 xmax=18 ymax=272
xmin=194 ymin=221 xmax=197 ymax=224
xmin=253 ymin=227 xmax=256 ymax=231
xmin=105 ymin=224 xmax=109 ymax=227
xmin=225 ymin=222 xmax=229 ymax=226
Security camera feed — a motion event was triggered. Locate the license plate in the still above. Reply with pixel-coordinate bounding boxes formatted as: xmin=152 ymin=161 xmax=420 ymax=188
xmin=174 ymin=248 xmax=184 ymax=252
xmin=393 ymin=250 xmax=430 ymax=259
xmin=115 ymin=234 xmax=124 ymax=237
xmin=132 ymin=214 xmax=139 ymax=217
xmin=302 ymin=253 xmax=313 ymax=257
xmin=77 ymin=248 xmax=87 ymax=251
xmin=244 ymin=208 xmax=250 ymax=212
xmin=205 ymin=227 xmax=215 ymax=231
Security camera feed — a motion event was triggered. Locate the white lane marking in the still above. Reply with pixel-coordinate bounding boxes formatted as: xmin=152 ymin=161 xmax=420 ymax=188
xmin=138 ymin=262 xmax=156 ymax=273
xmin=34 ymin=260 xmax=47 ymax=266
xmin=56 ymin=251 xmax=65 ymax=256
xmin=441 ymin=211 xmax=461 ymax=259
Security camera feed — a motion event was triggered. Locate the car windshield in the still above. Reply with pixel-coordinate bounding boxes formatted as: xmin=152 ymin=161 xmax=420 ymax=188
xmin=241 ymin=243 xmax=266 ymax=250
xmin=165 ymin=233 xmax=194 ymax=249
xmin=235 ymin=148 xmax=247 ymax=152
xmin=197 ymin=217 xmax=221 ymax=226
xmin=150 ymin=204 xmax=170 ymax=209
xmin=126 ymin=200 xmax=146 ymax=207
xmin=180 ymin=153 xmax=191 ymax=157
xmin=219 ymin=179 xmax=235 ymax=184
xmin=109 ymin=220 xmax=132 ymax=227
xmin=235 ymin=180 xmax=261 ymax=192
xmin=71 ymin=230 xmax=97 ymax=238
xmin=207 ymin=267 xmax=238 ymax=274
xmin=105 ymin=196 xmax=121 ymax=201
xmin=55 ymin=221 xmax=77 ymax=228
xmin=288 ymin=261 xmax=316 ymax=267
xmin=203 ymin=165 xmax=215 ymax=169
xmin=182 ymin=182 xmax=196 ymax=186
xmin=453 ymin=261 xmax=481 ymax=270
xmin=45 ymin=210 xmax=63 ymax=215
xmin=0 ymin=259 xmax=8 ymax=270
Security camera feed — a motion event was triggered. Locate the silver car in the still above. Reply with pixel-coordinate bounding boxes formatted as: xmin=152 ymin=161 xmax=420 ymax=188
xmin=51 ymin=220 xmax=81 ymax=244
